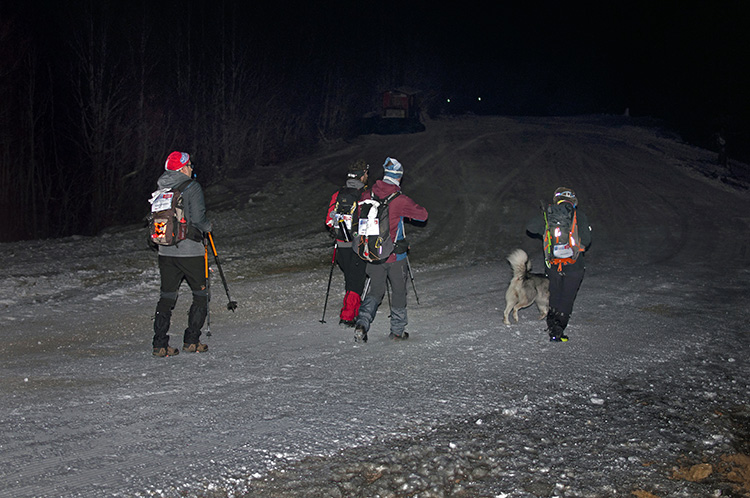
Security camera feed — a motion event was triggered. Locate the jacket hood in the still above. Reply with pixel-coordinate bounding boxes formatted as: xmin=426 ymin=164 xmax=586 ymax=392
xmin=371 ymin=179 xmax=400 ymax=199
xmin=157 ymin=170 xmax=192 ymax=189
xmin=345 ymin=178 xmax=365 ymax=189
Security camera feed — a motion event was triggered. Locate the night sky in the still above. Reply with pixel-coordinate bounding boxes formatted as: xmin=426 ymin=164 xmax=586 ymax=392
xmin=1 ymin=1 xmax=749 ymax=240
xmin=7 ymin=1 xmax=748 ymax=122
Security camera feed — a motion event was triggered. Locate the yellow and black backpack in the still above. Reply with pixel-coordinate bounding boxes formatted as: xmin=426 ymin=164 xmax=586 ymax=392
xmin=543 ymin=200 xmax=583 ymax=270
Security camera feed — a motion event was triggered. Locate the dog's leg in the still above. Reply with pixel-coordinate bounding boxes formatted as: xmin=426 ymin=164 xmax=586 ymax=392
xmin=503 ymin=284 xmax=517 ymax=326
xmin=503 ymin=304 xmax=512 ymax=325
xmin=536 ymin=294 xmax=549 ymax=321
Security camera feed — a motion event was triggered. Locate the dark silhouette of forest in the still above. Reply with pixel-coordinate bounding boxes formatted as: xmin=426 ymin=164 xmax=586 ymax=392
xmin=2 ymin=1 xmax=747 ymax=242
xmin=1 ymin=2 xmax=447 ymax=241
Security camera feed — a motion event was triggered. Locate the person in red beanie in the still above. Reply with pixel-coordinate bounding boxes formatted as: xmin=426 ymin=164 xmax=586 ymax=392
xmin=151 ymin=151 xmax=212 ymax=357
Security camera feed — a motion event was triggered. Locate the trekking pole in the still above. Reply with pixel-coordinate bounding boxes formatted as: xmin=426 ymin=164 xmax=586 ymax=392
xmin=361 ymin=276 xmax=371 ymax=300
xmin=320 ymin=242 xmax=337 ymax=323
xmin=406 ymin=255 xmax=420 ymax=305
xmin=400 ymin=225 xmax=420 ymax=305
xmin=204 ymin=240 xmax=212 ymax=337
xmin=386 ymin=279 xmax=392 ymax=317
xmin=540 ymin=200 xmax=551 ymax=258
xmin=207 ymin=232 xmax=238 ymax=311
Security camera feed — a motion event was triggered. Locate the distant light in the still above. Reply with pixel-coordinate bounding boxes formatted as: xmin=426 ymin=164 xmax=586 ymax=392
xmin=477 ymin=97 xmax=482 ymax=101
xmin=447 ymin=98 xmax=451 ymax=103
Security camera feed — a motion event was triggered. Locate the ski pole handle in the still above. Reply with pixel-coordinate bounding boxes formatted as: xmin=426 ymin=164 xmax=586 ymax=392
xmin=204 ymin=241 xmax=209 ymax=279
xmin=208 ymin=231 xmax=219 ymax=257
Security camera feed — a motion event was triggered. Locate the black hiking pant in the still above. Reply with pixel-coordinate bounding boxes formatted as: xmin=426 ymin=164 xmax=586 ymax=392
xmin=336 ymin=245 xmax=367 ymax=295
xmin=546 ymin=261 xmax=584 ymax=324
xmin=153 ymin=255 xmax=208 ymax=348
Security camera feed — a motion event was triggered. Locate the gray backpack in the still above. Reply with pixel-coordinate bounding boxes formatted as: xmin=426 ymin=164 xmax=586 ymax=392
xmin=356 ymin=191 xmax=400 ymax=262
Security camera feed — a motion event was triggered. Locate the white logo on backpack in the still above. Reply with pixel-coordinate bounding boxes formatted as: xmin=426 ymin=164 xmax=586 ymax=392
xmin=358 ymin=199 xmax=382 ymax=237
xmin=147 ymin=180 xmax=193 ymax=246
xmin=150 ymin=189 xmax=175 ymax=213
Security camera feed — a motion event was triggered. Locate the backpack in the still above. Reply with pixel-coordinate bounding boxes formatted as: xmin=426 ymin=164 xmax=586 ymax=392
xmin=333 ymin=186 xmax=363 ymax=242
xmin=357 ymin=191 xmax=401 ymax=262
xmin=543 ymin=201 xmax=583 ymax=269
xmin=147 ymin=179 xmax=194 ymax=246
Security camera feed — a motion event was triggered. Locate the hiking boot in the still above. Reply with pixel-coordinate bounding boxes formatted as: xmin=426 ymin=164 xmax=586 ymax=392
xmin=549 ymin=334 xmax=569 ymax=342
xmin=183 ymin=342 xmax=208 ymax=353
xmin=354 ymin=325 xmax=368 ymax=343
xmin=389 ymin=332 xmax=409 ymax=341
xmin=339 ymin=318 xmax=355 ymax=328
xmin=153 ymin=346 xmax=179 ymax=357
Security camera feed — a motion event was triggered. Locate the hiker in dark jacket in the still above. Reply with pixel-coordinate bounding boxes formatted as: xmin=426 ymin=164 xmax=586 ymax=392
xmin=324 ymin=160 xmax=369 ymax=326
xmin=354 ymin=157 xmax=428 ymax=343
xmin=151 ymin=151 xmax=212 ymax=357
xmin=526 ymin=187 xmax=591 ymax=342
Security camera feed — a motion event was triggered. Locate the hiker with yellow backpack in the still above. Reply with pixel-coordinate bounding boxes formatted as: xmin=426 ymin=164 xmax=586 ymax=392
xmin=526 ymin=187 xmax=592 ymax=342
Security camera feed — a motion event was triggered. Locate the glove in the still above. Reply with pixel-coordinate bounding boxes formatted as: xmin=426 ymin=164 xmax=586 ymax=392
xmin=394 ymin=238 xmax=409 ymax=254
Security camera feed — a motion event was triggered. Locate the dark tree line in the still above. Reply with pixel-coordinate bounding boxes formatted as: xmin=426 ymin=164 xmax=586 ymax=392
xmin=0 ymin=1 xmax=440 ymax=242
xmin=4 ymin=2 xmax=745 ymax=243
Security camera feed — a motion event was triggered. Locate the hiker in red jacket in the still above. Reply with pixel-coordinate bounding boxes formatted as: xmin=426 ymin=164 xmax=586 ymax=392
xmin=354 ymin=157 xmax=428 ymax=343
xmin=324 ymin=160 xmax=370 ymax=326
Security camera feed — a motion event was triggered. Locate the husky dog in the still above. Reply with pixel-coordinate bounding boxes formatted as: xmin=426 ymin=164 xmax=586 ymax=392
xmin=503 ymin=249 xmax=549 ymax=325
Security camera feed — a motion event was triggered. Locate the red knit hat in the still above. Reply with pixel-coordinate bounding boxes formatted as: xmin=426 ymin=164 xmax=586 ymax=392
xmin=165 ymin=151 xmax=190 ymax=171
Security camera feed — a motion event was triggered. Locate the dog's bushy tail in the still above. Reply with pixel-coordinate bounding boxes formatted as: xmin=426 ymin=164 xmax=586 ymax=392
xmin=507 ymin=249 xmax=531 ymax=280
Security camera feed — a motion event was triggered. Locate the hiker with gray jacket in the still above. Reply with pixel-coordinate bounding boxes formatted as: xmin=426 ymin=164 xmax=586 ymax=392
xmin=151 ymin=151 xmax=212 ymax=357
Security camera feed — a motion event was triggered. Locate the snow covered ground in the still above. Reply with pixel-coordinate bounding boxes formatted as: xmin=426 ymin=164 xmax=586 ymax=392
xmin=1 ymin=116 xmax=749 ymax=497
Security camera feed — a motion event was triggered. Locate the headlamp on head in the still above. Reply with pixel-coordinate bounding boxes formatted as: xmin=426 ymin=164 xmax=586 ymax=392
xmin=553 ymin=187 xmax=577 ymax=207
xmin=347 ymin=159 xmax=369 ymax=179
